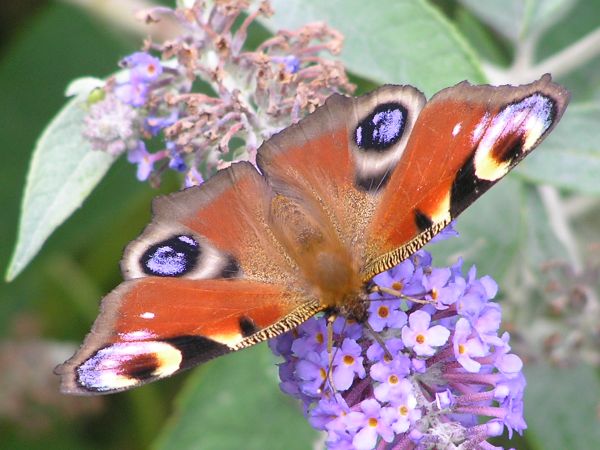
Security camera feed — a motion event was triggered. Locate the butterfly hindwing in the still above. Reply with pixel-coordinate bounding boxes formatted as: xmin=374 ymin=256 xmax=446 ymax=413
xmin=58 ymin=278 xmax=320 ymax=394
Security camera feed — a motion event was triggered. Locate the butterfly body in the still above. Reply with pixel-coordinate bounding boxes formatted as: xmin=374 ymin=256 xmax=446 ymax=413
xmin=57 ymin=75 xmax=569 ymax=394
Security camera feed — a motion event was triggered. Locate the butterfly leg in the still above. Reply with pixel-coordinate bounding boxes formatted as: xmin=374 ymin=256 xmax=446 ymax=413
xmin=319 ymin=311 xmax=340 ymax=394
xmin=362 ymin=319 xmax=392 ymax=360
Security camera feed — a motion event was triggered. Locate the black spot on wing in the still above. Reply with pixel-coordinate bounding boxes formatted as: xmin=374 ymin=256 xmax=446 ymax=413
xmin=164 ymin=335 xmax=230 ymax=370
xmin=414 ymin=209 xmax=433 ymax=232
xmin=74 ymin=343 xmax=164 ymax=391
xmin=354 ymin=169 xmax=391 ymax=193
xmin=450 ymin=92 xmax=560 ymax=218
xmin=126 ymin=354 xmax=161 ymax=381
xmin=496 ymin=135 xmax=524 ymax=163
xmin=238 ymin=316 xmax=259 ymax=338
xmin=492 ymin=92 xmax=558 ymax=163
xmin=141 ymin=235 xmax=200 ymax=277
xmin=355 ymin=103 xmax=407 ymax=151
xmin=450 ymin=157 xmax=493 ymax=218
xmin=220 ymin=254 xmax=241 ymax=279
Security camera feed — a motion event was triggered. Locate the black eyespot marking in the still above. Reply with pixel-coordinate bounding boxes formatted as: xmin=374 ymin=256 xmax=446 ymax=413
xmin=238 ymin=316 xmax=259 ymax=338
xmin=497 ymin=135 xmax=524 ymax=163
xmin=450 ymin=157 xmax=493 ymax=217
xmin=75 ymin=343 xmax=168 ymax=390
xmin=491 ymin=93 xmax=557 ymax=163
xmin=126 ymin=354 xmax=160 ymax=381
xmin=414 ymin=209 xmax=433 ymax=232
xmin=164 ymin=335 xmax=229 ymax=369
xmin=141 ymin=235 xmax=200 ymax=277
xmin=220 ymin=255 xmax=241 ymax=279
xmin=355 ymin=170 xmax=392 ymax=193
xmin=355 ymin=102 xmax=407 ymax=151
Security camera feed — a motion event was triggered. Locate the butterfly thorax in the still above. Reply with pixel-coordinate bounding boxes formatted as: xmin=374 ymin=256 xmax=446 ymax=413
xmin=269 ymin=194 xmax=368 ymax=321
xmin=307 ymin=247 xmax=369 ymax=321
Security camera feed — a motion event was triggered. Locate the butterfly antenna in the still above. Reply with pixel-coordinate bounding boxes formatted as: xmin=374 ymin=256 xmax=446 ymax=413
xmin=369 ymin=284 xmax=434 ymax=305
xmin=362 ymin=319 xmax=393 ymax=361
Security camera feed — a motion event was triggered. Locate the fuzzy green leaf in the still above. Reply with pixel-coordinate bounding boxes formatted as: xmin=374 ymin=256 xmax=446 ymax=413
xmin=525 ymin=363 xmax=600 ymax=450
xmin=155 ymin=345 xmax=318 ymax=450
xmin=429 ymin=177 xmax=523 ymax=281
xmin=459 ymin=0 xmax=576 ymax=42
xmin=5 ymin=90 xmax=116 ymax=281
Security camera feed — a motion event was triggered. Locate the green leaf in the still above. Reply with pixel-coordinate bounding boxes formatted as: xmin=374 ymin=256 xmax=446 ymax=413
xmin=5 ymin=91 xmax=117 ymax=281
xmin=266 ymin=0 xmax=485 ymax=95
xmin=538 ymin=2 xmax=600 ymax=102
xmin=527 ymin=0 xmax=578 ymax=37
xmin=430 ymin=176 xmax=569 ymax=287
xmin=458 ymin=0 xmax=576 ymax=43
xmin=458 ymin=0 xmax=525 ymax=42
xmin=154 ymin=344 xmax=318 ymax=450
xmin=453 ymin=5 xmax=511 ymax=67
xmin=520 ymin=185 xmax=568 ymax=266
xmin=525 ymin=363 xmax=600 ymax=450
xmin=429 ymin=177 xmax=523 ymax=282
xmin=517 ymin=104 xmax=600 ymax=194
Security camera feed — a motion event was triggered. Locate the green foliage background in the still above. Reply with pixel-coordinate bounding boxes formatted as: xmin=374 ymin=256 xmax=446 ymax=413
xmin=1 ymin=1 xmax=599 ymax=449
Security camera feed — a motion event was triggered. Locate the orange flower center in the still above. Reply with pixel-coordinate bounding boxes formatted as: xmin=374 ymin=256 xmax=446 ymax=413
xmin=378 ymin=306 xmax=389 ymax=318
xmin=319 ymin=368 xmax=327 ymax=380
xmin=392 ymin=281 xmax=403 ymax=291
xmin=316 ymin=332 xmax=324 ymax=344
xmin=458 ymin=344 xmax=466 ymax=354
xmin=416 ymin=334 xmax=426 ymax=344
xmin=368 ymin=418 xmax=378 ymax=427
xmin=343 ymin=355 xmax=355 ymax=365
xmin=399 ymin=405 xmax=409 ymax=416
xmin=388 ymin=374 xmax=399 ymax=385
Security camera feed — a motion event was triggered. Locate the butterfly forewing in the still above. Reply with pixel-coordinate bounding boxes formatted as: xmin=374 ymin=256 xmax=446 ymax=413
xmin=363 ymin=75 xmax=570 ymax=279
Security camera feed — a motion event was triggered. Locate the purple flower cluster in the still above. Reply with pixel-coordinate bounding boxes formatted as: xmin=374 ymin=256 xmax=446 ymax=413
xmin=270 ymin=247 xmax=526 ymax=449
xmin=83 ymin=49 xmax=187 ymax=184
xmin=82 ymin=1 xmax=353 ymax=187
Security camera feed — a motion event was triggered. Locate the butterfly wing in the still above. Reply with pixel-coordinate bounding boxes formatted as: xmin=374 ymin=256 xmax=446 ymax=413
xmin=58 ymin=278 xmax=320 ymax=394
xmin=257 ymin=85 xmax=427 ymax=259
xmin=363 ymin=75 xmax=570 ymax=279
xmin=57 ymin=162 xmax=323 ymax=394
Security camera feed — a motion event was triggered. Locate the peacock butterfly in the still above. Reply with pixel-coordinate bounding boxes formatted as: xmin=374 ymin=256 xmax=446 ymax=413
xmin=57 ymin=74 xmax=569 ymax=394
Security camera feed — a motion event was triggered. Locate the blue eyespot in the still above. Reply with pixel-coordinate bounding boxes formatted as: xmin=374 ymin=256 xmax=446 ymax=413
xmin=141 ymin=235 xmax=200 ymax=277
xmin=355 ymin=103 xmax=407 ymax=151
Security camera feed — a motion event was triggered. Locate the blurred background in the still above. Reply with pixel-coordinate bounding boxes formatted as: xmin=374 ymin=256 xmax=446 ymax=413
xmin=1 ymin=1 xmax=599 ymax=449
